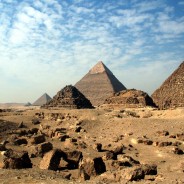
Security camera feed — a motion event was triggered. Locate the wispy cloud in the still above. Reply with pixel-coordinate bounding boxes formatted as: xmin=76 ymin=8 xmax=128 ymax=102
xmin=178 ymin=1 xmax=184 ymax=6
xmin=133 ymin=0 xmax=165 ymax=13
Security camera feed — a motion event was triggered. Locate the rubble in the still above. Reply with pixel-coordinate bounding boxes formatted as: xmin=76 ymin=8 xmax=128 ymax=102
xmin=40 ymin=149 xmax=66 ymax=170
xmin=65 ymin=150 xmax=83 ymax=169
xmin=122 ymin=166 xmax=145 ymax=181
xmin=79 ymin=157 xmax=106 ymax=180
xmin=2 ymin=150 xmax=32 ymax=169
xmin=29 ymin=142 xmax=53 ymax=157
xmin=0 ymin=140 xmax=8 ymax=151
xmin=28 ymin=134 xmax=46 ymax=145
xmin=92 ymin=143 xmax=102 ymax=152
xmin=103 ymin=89 xmax=156 ymax=108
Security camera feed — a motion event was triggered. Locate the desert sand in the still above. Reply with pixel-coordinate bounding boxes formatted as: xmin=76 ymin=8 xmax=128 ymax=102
xmin=0 ymin=105 xmax=184 ymax=184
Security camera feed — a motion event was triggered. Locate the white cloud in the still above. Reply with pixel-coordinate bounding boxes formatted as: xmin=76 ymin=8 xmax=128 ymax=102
xmin=178 ymin=1 xmax=184 ymax=6
xmin=109 ymin=9 xmax=153 ymax=29
xmin=72 ymin=6 xmax=93 ymax=14
xmin=33 ymin=0 xmax=43 ymax=9
xmin=9 ymin=28 xmax=27 ymax=44
xmin=157 ymin=19 xmax=184 ymax=35
xmin=133 ymin=0 xmax=165 ymax=13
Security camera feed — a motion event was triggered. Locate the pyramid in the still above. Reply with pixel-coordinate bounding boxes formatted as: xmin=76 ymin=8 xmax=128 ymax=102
xmin=24 ymin=102 xmax=31 ymax=106
xmin=103 ymin=89 xmax=156 ymax=108
xmin=152 ymin=61 xmax=184 ymax=109
xmin=75 ymin=61 xmax=126 ymax=106
xmin=32 ymin=93 xmax=52 ymax=106
xmin=42 ymin=85 xmax=93 ymax=109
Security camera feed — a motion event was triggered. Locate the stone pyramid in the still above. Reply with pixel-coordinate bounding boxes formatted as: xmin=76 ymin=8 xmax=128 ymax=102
xmin=32 ymin=93 xmax=52 ymax=106
xmin=75 ymin=61 xmax=126 ymax=106
xmin=103 ymin=89 xmax=156 ymax=108
xmin=24 ymin=102 xmax=31 ymax=106
xmin=152 ymin=61 xmax=184 ymax=109
xmin=42 ymin=85 xmax=93 ymax=109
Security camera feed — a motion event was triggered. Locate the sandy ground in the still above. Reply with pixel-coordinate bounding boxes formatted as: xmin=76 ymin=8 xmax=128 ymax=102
xmin=0 ymin=106 xmax=184 ymax=183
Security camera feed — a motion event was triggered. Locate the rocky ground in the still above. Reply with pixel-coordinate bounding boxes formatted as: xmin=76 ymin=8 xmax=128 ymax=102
xmin=0 ymin=106 xmax=184 ymax=184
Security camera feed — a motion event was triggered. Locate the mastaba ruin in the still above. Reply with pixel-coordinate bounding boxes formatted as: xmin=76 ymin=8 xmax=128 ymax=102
xmin=152 ymin=61 xmax=184 ymax=109
xmin=32 ymin=93 xmax=52 ymax=106
xmin=103 ymin=89 xmax=156 ymax=108
xmin=75 ymin=61 xmax=126 ymax=106
xmin=42 ymin=85 xmax=93 ymax=109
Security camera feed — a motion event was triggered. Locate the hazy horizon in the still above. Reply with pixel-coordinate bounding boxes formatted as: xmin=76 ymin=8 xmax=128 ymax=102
xmin=0 ymin=0 xmax=184 ymax=103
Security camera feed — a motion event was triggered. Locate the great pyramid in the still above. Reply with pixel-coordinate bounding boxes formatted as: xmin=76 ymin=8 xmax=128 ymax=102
xmin=103 ymin=89 xmax=156 ymax=108
xmin=32 ymin=93 xmax=52 ymax=106
xmin=75 ymin=61 xmax=126 ymax=106
xmin=42 ymin=85 xmax=93 ymax=109
xmin=152 ymin=61 xmax=184 ymax=109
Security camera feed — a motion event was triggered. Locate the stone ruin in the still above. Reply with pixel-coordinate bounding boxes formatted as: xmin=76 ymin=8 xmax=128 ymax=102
xmin=42 ymin=85 xmax=93 ymax=109
xmin=2 ymin=110 xmax=184 ymax=182
xmin=0 ymin=114 xmax=158 ymax=182
xmin=103 ymin=89 xmax=156 ymax=108
xmin=152 ymin=61 xmax=184 ymax=109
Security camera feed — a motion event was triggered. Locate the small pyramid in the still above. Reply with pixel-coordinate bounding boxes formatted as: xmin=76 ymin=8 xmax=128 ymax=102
xmin=104 ymin=89 xmax=156 ymax=108
xmin=32 ymin=93 xmax=52 ymax=106
xmin=42 ymin=85 xmax=93 ymax=109
xmin=75 ymin=61 xmax=126 ymax=106
xmin=152 ymin=61 xmax=184 ymax=109
xmin=24 ymin=102 xmax=31 ymax=106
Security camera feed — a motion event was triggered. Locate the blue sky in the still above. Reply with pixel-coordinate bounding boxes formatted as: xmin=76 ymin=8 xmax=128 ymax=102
xmin=0 ymin=0 xmax=184 ymax=103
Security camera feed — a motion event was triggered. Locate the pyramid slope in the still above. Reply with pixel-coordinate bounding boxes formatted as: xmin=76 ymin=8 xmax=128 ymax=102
xmin=152 ymin=61 xmax=184 ymax=109
xmin=75 ymin=61 xmax=126 ymax=106
xmin=104 ymin=89 xmax=156 ymax=108
xmin=32 ymin=93 xmax=52 ymax=106
xmin=42 ymin=85 xmax=93 ymax=109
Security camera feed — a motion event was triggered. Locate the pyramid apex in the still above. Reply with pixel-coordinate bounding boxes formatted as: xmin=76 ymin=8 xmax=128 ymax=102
xmin=89 ymin=61 xmax=112 ymax=74
xmin=97 ymin=61 xmax=104 ymax=64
